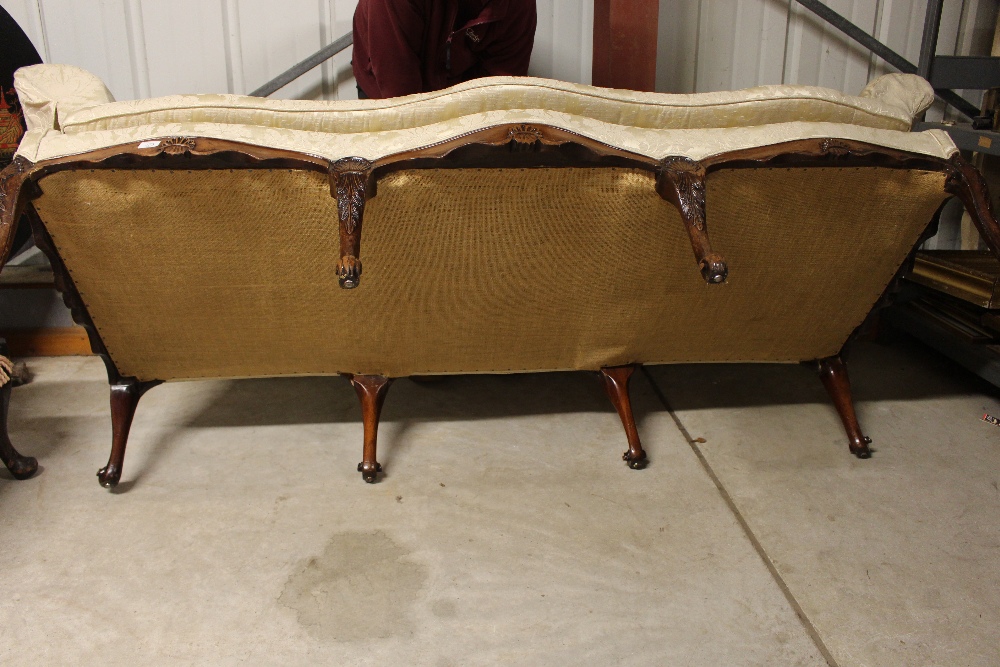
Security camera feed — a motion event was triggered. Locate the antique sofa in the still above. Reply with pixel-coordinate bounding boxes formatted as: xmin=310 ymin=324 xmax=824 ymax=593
xmin=1 ymin=64 xmax=996 ymax=486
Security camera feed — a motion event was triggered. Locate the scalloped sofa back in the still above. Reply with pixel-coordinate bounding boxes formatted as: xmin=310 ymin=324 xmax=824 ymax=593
xmin=0 ymin=64 xmax=996 ymax=486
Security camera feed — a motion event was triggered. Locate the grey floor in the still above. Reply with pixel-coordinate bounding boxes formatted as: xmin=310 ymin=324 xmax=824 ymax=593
xmin=1 ymin=339 xmax=999 ymax=666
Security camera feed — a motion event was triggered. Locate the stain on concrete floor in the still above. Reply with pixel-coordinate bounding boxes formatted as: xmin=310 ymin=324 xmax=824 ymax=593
xmin=279 ymin=530 xmax=426 ymax=641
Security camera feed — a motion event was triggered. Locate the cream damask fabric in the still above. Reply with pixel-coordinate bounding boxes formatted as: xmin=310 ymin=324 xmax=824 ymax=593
xmin=16 ymin=65 xmax=934 ymax=133
xmin=14 ymin=115 xmax=958 ymax=166
xmin=14 ymin=64 xmax=115 ymax=132
xmin=57 ymin=74 xmax=933 ymax=134
xmin=18 ymin=64 xmax=932 ymax=135
xmin=12 ymin=65 xmax=955 ymax=166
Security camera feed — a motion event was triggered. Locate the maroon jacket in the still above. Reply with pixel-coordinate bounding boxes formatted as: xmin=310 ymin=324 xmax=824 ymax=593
xmin=353 ymin=0 xmax=536 ymax=98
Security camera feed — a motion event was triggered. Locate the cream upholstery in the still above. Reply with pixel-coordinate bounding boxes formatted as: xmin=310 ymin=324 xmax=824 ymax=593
xmin=14 ymin=64 xmax=115 ymax=132
xmin=14 ymin=64 xmax=955 ymax=166
xmin=18 ymin=64 xmax=932 ymax=135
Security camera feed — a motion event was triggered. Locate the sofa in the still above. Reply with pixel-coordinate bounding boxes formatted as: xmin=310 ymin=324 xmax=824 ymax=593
xmin=1 ymin=64 xmax=996 ymax=486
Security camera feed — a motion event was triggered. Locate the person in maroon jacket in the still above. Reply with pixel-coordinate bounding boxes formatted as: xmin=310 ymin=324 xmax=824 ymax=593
xmin=352 ymin=0 xmax=537 ymax=99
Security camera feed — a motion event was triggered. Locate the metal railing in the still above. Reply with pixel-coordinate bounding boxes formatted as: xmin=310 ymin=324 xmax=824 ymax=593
xmin=794 ymin=0 xmax=981 ymax=119
xmin=249 ymin=32 xmax=353 ymax=98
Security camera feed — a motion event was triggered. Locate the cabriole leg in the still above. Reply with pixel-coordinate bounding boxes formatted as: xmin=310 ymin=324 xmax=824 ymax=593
xmin=97 ymin=381 xmax=157 ymax=488
xmin=817 ymin=356 xmax=872 ymax=459
xmin=346 ymin=374 xmax=392 ymax=483
xmin=599 ymin=365 xmax=648 ymax=469
xmin=0 ymin=382 xmax=37 ymax=480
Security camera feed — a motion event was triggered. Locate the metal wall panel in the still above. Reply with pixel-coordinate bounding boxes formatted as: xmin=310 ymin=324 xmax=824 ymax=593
xmin=237 ymin=0 xmax=323 ymax=99
xmin=1 ymin=0 xmax=594 ymax=101
xmin=0 ymin=0 xmax=988 ymax=103
xmin=138 ymin=0 xmax=229 ymax=96
xmin=532 ymin=0 xmax=593 ymax=84
xmin=784 ymin=0 xmax=880 ymax=93
xmin=656 ymin=0 xmax=700 ymax=93
xmin=655 ymin=0 xmax=979 ymax=96
xmin=39 ymin=0 xmax=136 ymax=99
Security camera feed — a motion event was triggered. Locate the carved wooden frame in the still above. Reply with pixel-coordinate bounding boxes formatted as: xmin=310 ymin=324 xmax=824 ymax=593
xmin=1 ymin=124 xmax=997 ymax=481
xmin=7 ymin=130 xmax=993 ymax=289
xmin=3 ymin=127 xmax=998 ymax=378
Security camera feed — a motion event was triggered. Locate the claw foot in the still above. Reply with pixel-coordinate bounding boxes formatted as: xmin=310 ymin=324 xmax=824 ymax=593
xmin=851 ymin=436 xmax=873 ymax=459
xmin=623 ymin=451 xmax=648 ymax=470
xmin=97 ymin=464 xmax=121 ymax=488
xmin=337 ymin=255 xmax=362 ymax=289
xmin=6 ymin=454 xmax=38 ymax=480
xmin=357 ymin=461 xmax=383 ymax=483
xmin=699 ymin=254 xmax=729 ymax=284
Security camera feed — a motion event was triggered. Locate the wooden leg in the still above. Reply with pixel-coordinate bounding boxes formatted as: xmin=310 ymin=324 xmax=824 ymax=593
xmin=599 ymin=365 xmax=648 ymax=469
xmin=346 ymin=374 xmax=392 ymax=483
xmin=97 ymin=381 xmax=158 ymax=488
xmin=818 ymin=356 xmax=872 ymax=459
xmin=0 ymin=382 xmax=37 ymax=480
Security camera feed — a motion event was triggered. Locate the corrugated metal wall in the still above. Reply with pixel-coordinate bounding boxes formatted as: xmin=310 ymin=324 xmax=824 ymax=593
xmin=656 ymin=0 xmax=994 ymax=118
xmin=3 ymin=1 xmax=994 ymax=102
xmin=0 ymin=0 xmax=593 ymax=99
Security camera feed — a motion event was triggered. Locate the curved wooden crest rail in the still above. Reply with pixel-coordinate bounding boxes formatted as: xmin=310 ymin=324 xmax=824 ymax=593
xmin=0 ymin=123 xmax=997 ymax=485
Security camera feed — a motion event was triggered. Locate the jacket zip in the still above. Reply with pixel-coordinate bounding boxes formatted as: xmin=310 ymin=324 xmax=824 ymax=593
xmin=446 ymin=17 xmax=496 ymax=72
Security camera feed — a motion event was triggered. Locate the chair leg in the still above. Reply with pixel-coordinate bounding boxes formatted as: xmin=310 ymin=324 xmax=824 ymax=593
xmin=97 ymin=381 xmax=157 ymax=488
xmin=817 ymin=356 xmax=872 ymax=459
xmin=0 ymin=382 xmax=37 ymax=480
xmin=346 ymin=374 xmax=393 ymax=483
xmin=599 ymin=365 xmax=648 ymax=469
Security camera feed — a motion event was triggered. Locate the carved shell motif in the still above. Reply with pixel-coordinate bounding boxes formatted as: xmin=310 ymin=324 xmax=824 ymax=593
xmin=157 ymin=137 xmax=197 ymax=155
xmin=508 ymin=125 xmax=543 ymax=144
xmin=819 ymin=139 xmax=852 ymax=157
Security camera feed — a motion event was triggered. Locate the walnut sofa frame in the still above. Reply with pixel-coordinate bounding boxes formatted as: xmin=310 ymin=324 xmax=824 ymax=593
xmin=1 ymin=123 xmax=996 ymax=485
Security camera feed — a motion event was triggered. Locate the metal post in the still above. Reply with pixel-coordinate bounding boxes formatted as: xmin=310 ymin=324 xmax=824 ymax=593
xmin=917 ymin=0 xmax=944 ymax=79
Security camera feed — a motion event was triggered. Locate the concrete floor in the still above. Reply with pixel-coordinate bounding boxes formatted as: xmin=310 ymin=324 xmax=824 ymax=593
xmin=1 ymin=340 xmax=998 ymax=666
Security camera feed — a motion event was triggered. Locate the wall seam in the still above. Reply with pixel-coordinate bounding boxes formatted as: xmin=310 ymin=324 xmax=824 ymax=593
xmin=123 ymin=0 xmax=150 ymax=98
xmin=221 ymin=0 xmax=245 ymax=95
xmin=34 ymin=0 xmax=51 ymax=63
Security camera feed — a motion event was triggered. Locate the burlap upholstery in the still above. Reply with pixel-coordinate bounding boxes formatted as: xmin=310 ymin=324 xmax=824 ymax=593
xmin=32 ymin=166 xmax=947 ymax=382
